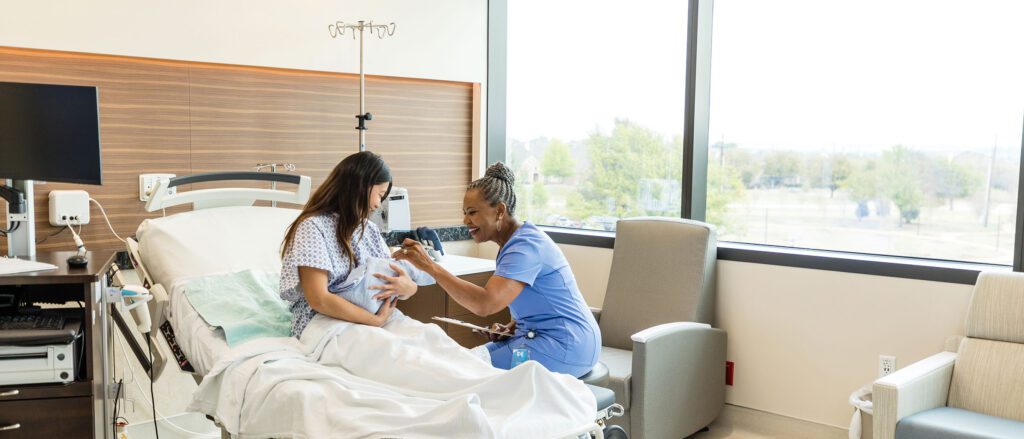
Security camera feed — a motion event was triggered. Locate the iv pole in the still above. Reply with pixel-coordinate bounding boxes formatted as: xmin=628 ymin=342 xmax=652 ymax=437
xmin=328 ymin=20 xmax=397 ymax=152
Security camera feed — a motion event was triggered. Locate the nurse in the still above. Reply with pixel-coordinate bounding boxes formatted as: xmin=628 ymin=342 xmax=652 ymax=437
xmin=386 ymin=162 xmax=600 ymax=378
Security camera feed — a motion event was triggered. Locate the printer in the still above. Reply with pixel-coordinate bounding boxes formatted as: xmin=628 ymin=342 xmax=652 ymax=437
xmin=0 ymin=344 xmax=76 ymax=385
xmin=0 ymin=313 xmax=81 ymax=386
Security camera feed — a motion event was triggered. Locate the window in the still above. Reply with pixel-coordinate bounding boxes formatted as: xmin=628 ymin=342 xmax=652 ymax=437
xmin=706 ymin=0 xmax=1024 ymax=265
xmin=503 ymin=0 xmax=688 ymax=231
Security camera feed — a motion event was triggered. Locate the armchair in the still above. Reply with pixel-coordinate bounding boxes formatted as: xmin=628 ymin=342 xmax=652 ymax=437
xmin=873 ymin=272 xmax=1024 ymax=439
xmin=583 ymin=217 xmax=726 ymax=438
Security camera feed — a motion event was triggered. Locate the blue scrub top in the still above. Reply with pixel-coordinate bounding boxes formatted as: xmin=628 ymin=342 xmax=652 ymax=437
xmin=489 ymin=222 xmax=601 ymax=376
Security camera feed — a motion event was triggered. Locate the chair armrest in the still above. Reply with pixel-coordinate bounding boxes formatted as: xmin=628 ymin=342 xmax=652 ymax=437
xmin=590 ymin=306 xmax=602 ymax=324
xmin=631 ymin=322 xmax=727 ymax=438
xmin=872 ymin=351 xmax=956 ymax=439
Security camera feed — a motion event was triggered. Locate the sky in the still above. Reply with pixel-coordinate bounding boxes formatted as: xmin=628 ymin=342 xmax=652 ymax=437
xmin=506 ymin=0 xmax=1024 ymax=154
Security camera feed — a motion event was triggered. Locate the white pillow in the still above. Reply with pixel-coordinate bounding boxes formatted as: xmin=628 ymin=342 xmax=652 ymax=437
xmin=136 ymin=206 xmax=301 ymax=288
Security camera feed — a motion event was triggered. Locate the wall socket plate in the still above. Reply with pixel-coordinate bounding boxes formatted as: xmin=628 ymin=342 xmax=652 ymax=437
xmin=48 ymin=190 xmax=91 ymax=226
xmin=879 ymin=355 xmax=897 ymax=378
xmin=139 ymin=173 xmax=176 ymax=201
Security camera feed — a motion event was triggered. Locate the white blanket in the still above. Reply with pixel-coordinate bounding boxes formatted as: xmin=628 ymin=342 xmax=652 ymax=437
xmin=189 ymin=314 xmax=597 ymax=439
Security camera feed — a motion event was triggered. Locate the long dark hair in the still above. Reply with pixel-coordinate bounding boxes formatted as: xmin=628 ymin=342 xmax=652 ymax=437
xmin=281 ymin=151 xmax=392 ymax=262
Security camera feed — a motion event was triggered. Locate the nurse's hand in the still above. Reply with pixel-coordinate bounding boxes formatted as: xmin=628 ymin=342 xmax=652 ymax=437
xmin=370 ymin=263 xmax=418 ymax=300
xmin=392 ymin=238 xmax=432 ymax=270
xmin=476 ymin=320 xmax=515 ymax=342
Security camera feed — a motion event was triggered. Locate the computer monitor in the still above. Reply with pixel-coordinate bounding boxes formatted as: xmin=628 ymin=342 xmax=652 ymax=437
xmin=0 ymin=81 xmax=102 ymax=185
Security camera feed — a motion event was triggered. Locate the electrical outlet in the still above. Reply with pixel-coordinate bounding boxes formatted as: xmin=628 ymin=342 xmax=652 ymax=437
xmin=879 ymin=355 xmax=897 ymax=377
xmin=48 ymin=190 xmax=91 ymax=226
xmin=139 ymin=173 xmax=176 ymax=201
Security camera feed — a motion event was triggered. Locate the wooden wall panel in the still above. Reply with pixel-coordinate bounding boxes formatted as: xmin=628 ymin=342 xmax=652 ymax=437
xmin=0 ymin=48 xmax=191 ymax=253
xmin=0 ymin=47 xmax=474 ymax=254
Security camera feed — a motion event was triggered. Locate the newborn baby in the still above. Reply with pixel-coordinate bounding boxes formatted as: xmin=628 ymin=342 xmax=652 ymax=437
xmin=333 ymin=257 xmax=435 ymax=323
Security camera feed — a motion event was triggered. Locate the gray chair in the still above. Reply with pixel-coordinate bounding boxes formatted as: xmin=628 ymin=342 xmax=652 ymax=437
xmin=583 ymin=217 xmax=727 ymax=438
xmin=873 ymin=272 xmax=1024 ymax=439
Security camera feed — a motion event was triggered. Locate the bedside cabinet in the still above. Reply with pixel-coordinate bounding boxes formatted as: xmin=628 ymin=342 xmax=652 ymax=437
xmin=0 ymin=250 xmax=116 ymax=439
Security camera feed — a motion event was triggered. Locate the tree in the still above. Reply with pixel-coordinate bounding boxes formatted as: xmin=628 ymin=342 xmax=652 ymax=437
xmin=531 ymin=182 xmax=549 ymax=212
xmin=762 ymin=151 xmax=801 ymax=188
xmin=930 ymin=158 xmax=980 ymax=211
xmin=841 ymin=159 xmax=880 ymax=220
xmin=568 ymin=119 xmax=682 ymax=220
xmin=706 ymin=164 xmax=746 ymax=235
xmin=880 ymin=145 xmax=926 ymax=225
xmin=540 ymin=139 xmax=575 ymax=181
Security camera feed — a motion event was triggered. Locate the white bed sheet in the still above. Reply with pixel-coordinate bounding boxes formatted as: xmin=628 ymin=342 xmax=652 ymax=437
xmin=137 ymin=206 xmax=301 ymax=375
xmin=167 ymin=278 xmax=230 ymax=376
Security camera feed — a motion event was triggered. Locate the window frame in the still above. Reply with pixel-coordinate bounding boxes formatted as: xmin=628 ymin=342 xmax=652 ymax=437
xmin=487 ymin=0 xmax=1024 ymax=285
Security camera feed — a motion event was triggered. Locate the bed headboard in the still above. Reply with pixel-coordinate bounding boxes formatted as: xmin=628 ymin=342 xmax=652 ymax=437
xmin=145 ymin=171 xmax=312 ymax=212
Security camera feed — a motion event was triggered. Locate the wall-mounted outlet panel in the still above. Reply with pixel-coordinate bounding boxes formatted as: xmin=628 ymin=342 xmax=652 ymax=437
xmin=48 ymin=190 xmax=90 ymax=226
xmin=879 ymin=355 xmax=897 ymax=378
xmin=139 ymin=174 xmax=176 ymax=201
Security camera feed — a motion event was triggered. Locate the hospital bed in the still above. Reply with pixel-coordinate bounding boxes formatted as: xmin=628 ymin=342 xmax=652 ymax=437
xmin=117 ymin=171 xmax=625 ymax=438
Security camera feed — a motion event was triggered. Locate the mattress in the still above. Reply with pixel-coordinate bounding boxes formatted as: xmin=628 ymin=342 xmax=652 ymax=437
xmin=135 ymin=206 xmax=301 ymax=375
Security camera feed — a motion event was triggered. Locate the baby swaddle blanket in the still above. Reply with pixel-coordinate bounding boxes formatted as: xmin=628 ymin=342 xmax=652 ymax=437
xmin=333 ymin=257 xmax=435 ymax=322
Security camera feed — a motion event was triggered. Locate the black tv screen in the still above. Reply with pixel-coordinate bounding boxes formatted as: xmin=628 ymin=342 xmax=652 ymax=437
xmin=0 ymin=81 xmax=102 ymax=185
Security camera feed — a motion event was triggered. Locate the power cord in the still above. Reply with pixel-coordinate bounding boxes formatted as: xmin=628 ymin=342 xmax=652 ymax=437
xmin=146 ymin=335 xmax=160 ymax=439
xmin=90 ymin=198 xmax=126 ymax=243
xmin=114 ymin=328 xmax=218 ymax=437
xmin=36 ymin=225 xmax=69 ymax=245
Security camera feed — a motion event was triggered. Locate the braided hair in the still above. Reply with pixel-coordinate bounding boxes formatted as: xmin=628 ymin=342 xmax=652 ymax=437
xmin=468 ymin=162 xmax=517 ymax=216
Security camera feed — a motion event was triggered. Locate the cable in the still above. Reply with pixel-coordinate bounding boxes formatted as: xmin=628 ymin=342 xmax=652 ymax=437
xmin=0 ymin=221 xmax=20 ymax=236
xmin=146 ymin=335 xmax=160 ymax=439
xmin=36 ymin=226 xmax=69 ymax=245
xmin=89 ymin=198 xmax=126 ymax=243
xmin=114 ymin=330 xmax=219 ymax=437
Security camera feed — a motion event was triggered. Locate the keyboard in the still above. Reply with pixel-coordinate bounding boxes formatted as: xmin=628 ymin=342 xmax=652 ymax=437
xmin=0 ymin=257 xmax=58 ymax=275
xmin=0 ymin=314 xmax=66 ymax=330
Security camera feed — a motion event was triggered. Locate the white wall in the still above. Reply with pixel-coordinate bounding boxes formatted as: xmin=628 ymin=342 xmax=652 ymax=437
xmin=0 ymin=0 xmax=486 ymax=83
xmin=549 ymin=243 xmax=974 ymax=429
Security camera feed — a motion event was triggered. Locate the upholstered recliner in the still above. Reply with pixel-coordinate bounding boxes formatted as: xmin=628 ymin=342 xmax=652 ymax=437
xmin=582 ymin=217 xmax=727 ymax=438
xmin=873 ymin=272 xmax=1024 ymax=439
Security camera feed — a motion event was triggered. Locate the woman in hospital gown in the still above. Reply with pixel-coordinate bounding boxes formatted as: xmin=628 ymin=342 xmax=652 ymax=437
xmin=387 ymin=162 xmax=601 ymax=378
xmin=279 ymin=151 xmax=419 ymax=337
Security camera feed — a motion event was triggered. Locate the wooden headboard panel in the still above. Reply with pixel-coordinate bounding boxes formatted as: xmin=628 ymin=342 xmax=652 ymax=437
xmin=0 ymin=47 xmax=476 ymax=253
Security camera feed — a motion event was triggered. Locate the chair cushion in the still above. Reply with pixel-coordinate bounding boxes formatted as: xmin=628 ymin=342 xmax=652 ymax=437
xmin=896 ymin=407 xmax=1024 ymax=439
xmin=580 ymin=361 xmax=610 ymax=387
xmin=965 ymin=272 xmax=1024 ymax=344
xmin=601 ymin=345 xmax=633 ymax=410
xmin=949 ymin=338 xmax=1024 ymax=422
xmin=586 ymin=384 xmax=617 ymax=411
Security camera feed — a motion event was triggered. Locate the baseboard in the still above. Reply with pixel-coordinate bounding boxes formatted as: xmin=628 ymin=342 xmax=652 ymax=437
xmin=698 ymin=404 xmax=848 ymax=439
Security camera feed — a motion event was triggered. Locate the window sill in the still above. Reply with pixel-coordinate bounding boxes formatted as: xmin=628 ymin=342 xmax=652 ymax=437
xmin=539 ymin=226 xmax=1006 ymax=285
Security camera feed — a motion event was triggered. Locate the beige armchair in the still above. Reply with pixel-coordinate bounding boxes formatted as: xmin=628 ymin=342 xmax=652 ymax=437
xmin=873 ymin=272 xmax=1024 ymax=439
xmin=584 ymin=217 xmax=726 ymax=438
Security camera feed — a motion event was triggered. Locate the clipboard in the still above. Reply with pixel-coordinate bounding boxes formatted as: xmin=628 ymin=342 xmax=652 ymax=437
xmin=431 ymin=316 xmax=509 ymax=335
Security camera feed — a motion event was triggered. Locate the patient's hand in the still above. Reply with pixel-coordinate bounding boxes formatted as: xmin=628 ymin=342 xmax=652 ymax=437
xmin=372 ymin=296 xmax=397 ymax=327
xmin=370 ymin=263 xmax=418 ymax=300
